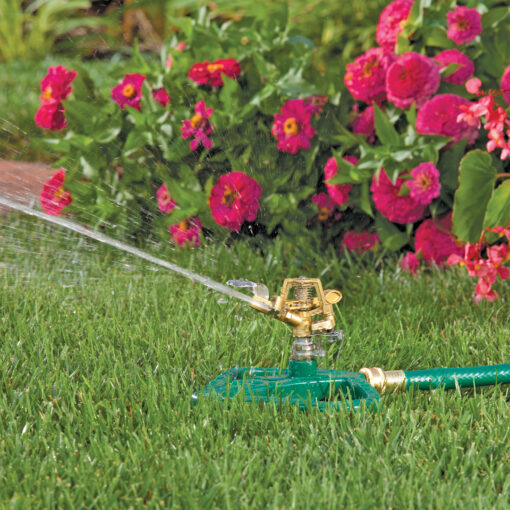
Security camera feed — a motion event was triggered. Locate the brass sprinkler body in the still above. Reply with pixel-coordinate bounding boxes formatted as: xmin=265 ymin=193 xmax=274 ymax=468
xmin=230 ymin=276 xmax=344 ymax=360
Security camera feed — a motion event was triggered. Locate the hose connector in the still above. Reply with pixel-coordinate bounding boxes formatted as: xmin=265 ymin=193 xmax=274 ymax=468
xmin=359 ymin=367 xmax=406 ymax=394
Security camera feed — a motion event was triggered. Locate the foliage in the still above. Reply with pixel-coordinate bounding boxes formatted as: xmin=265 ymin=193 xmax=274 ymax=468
xmin=0 ymin=0 xmax=109 ymax=62
xmin=34 ymin=1 xmax=510 ymax=300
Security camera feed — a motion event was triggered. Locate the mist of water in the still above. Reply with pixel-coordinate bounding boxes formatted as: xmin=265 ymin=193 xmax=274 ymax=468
xmin=0 ymin=196 xmax=272 ymax=312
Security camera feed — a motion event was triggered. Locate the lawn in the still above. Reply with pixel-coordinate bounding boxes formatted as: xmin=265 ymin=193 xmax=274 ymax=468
xmin=1 ymin=214 xmax=509 ymax=508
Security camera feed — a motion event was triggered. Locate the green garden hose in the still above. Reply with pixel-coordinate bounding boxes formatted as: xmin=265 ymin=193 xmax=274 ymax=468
xmin=404 ymin=364 xmax=510 ymax=390
xmin=360 ymin=364 xmax=510 ymax=393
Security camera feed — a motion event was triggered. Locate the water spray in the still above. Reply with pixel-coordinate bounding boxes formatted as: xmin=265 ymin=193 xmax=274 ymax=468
xmin=2 ymin=197 xmax=509 ymax=411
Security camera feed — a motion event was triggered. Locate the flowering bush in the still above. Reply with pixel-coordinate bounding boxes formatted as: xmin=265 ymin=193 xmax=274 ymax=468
xmin=36 ymin=2 xmax=509 ymax=300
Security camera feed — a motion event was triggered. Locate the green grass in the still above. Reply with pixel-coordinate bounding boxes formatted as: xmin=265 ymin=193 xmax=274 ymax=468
xmin=1 ymin=215 xmax=509 ymax=508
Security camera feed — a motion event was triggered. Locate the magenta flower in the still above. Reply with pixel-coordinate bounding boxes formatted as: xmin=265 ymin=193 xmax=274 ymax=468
xmin=180 ymin=100 xmax=214 ymax=151
xmin=406 ymin=162 xmax=441 ymax=205
xmin=415 ymin=214 xmax=463 ymax=266
xmin=447 ymin=6 xmax=482 ymax=45
xmin=152 ymin=88 xmax=170 ymax=107
xmin=341 ymin=230 xmax=380 ymax=253
xmin=312 ymin=193 xmax=339 ymax=222
xmin=370 ymin=169 xmax=426 ymax=224
xmin=35 ymin=101 xmax=67 ymax=131
xmin=40 ymin=65 xmax=77 ymax=103
xmin=376 ymin=0 xmax=414 ymax=51
xmin=40 ymin=169 xmax=72 ymax=216
xmin=344 ymin=48 xmax=396 ymax=104
xmin=434 ymin=49 xmax=474 ymax=85
xmin=501 ymin=64 xmax=510 ymax=105
xmin=169 ymin=217 xmax=202 ymax=247
xmin=111 ymin=73 xmax=146 ymax=111
xmin=416 ymin=94 xmax=479 ymax=145
xmin=156 ymin=183 xmax=177 ymax=214
xmin=386 ymin=52 xmax=440 ymax=109
xmin=271 ymin=99 xmax=316 ymax=154
xmin=208 ymin=171 xmax=262 ymax=231
xmin=351 ymin=105 xmax=375 ymax=142
xmin=324 ymin=156 xmax=355 ymax=207
xmin=465 ymin=77 xmax=482 ymax=95
xmin=400 ymin=252 xmax=420 ymax=275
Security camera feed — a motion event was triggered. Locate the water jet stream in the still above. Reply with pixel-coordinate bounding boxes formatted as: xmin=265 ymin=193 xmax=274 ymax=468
xmin=0 ymin=196 xmax=270 ymax=311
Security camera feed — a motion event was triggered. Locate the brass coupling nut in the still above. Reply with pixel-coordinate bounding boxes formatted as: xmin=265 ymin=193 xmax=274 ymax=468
xmin=359 ymin=367 xmax=406 ymax=394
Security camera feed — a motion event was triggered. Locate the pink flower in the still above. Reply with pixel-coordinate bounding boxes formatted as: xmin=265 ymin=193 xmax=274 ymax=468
xmin=188 ymin=58 xmax=241 ymax=87
xmin=324 ymin=156 xmax=355 ymax=207
xmin=180 ymin=100 xmax=214 ymax=151
xmin=351 ymin=104 xmax=375 ymax=142
xmin=341 ymin=230 xmax=380 ymax=253
xmin=434 ymin=49 xmax=474 ymax=85
xmin=400 ymin=252 xmax=420 ymax=275
xmin=447 ymin=6 xmax=482 ymax=45
xmin=416 ymin=94 xmax=479 ymax=145
xmin=501 ymin=64 xmax=510 ymax=105
xmin=406 ymin=162 xmax=441 ymax=205
xmin=152 ymin=88 xmax=170 ymax=107
xmin=35 ymin=101 xmax=67 ymax=131
xmin=40 ymin=169 xmax=72 ymax=216
xmin=111 ymin=73 xmax=146 ymax=111
xmin=312 ymin=193 xmax=339 ymax=222
xmin=305 ymin=95 xmax=328 ymax=115
xmin=376 ymin=0 xmax=414 ymax=51
xmin=415 ymin=214 xmax=463 ymax=266
xmin=175 ymin=41 xmax=186 ymax=52
xmin=40 ymin=65 xmax=77 ymax=103
xmin=344 ymin=47 xmax=396 ymax=104
xmin=370 ymin=169 xmax=426 ymax=224
xmin=386 ymin=52 xmax=440 ymax=109
xmin=156 ymin=183 xmax=176 ymax=213
xmin=209 ymin=172 xmax=262 ymax=231
xmin=465 ymin=77 xmax=482 ymax=95
xmin=169 ymin=217 xmax=201 ymax=247
xmin=271 ymin=99 xmax=316 ymax=154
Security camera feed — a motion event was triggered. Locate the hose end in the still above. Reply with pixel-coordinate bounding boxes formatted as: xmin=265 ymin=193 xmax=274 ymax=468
xmin=360 ymin=367 xmax=406 ymax=394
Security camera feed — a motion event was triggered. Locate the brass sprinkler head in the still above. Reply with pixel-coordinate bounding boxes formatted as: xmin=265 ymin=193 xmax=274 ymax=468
xmin=227 ymin=277 xmax=343 ymax=360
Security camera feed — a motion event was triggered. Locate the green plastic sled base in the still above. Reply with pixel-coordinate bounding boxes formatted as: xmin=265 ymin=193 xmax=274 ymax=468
xmin=192 ymin=360 xmax=381 ymax=411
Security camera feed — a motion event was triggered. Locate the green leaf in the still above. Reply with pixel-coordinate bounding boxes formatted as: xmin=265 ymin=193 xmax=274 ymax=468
xmin=373 ymin=104 xmax=401 ymax=146
xmin=80 ymin=156 xmax=98 ymax=179
xmin=375 ymin=214 xmax=409 ymax=251
xmin=438 ymin=138 xmax=467 ymax=190
xmin=484 ymin=180 xmax=510 ymax=230
xmin=452 ymin=150 xmax=497 ymax=243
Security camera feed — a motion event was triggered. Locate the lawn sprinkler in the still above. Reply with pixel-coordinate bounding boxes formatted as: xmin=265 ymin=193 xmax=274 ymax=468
xmin=193 ymin=276 xmax=510 ymax=410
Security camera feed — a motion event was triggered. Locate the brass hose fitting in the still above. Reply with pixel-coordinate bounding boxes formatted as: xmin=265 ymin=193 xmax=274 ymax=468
xmin=359 ymin=367 xmax=406 ymax=394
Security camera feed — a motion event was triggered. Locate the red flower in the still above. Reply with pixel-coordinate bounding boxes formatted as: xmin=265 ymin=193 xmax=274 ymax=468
xmin=406 ymin=162 xmax=441 ymax=205
xmin=152 ymin=88 xmax=170 ymax=107
xmin=188 ymin=58 xmax=241 ymax=87
xmin=111 ymin=73 xmax=146 ymax=111
xmin=180 ymin=100 xmax=214 ymax=151
xmin=40 ymin=169 xmax=72 ymax=216
xmin=341 ymin=230 xmax=380 ymax=253
xmin=209 ymin=171 xmax=262 ymax=231
xmin=351 ymin=104 xmax=375 ymax=142
xmin=376 ymin=0 xmax=414 ymax=51
xmin=35 ymin=101 xmax=67 ymax=131
xmin=386 ymin=52 xmax=440 ymax=109
xmin=415 ymin=214 xmax=463 ymax=266
xmin=156 ymin=183 xmax=176 ymax=213
xmin=169 ymin=217 xmax=202 ymax=247
xmin=501 ymin=64 xmax=510 ymax=106
xmin=324 ymin=156 xmax=356 ymax=207
xmin=40 ymin=65 xmax=77 ymax=103
xmin=271 ymin=99 xmax=316 ymax=154
xmin=446 ymin=6 xmax=482 ymax=45
xmin=434 ymin=49 xmax=474 ymax=85
xmin=344 ymin=47 xmax=396 ymax=104
xmin=370 ymin=169 xmax=426 ymax=224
